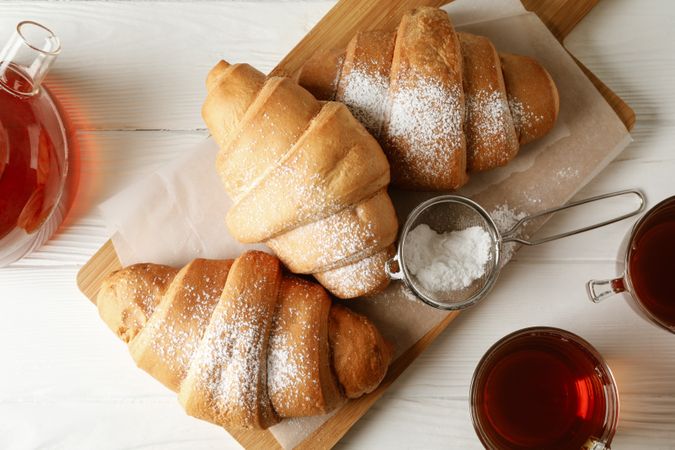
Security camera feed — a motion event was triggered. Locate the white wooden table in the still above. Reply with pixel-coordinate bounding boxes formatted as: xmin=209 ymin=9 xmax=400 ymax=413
xmin=1 ymin=1 xmax=674 ymax=449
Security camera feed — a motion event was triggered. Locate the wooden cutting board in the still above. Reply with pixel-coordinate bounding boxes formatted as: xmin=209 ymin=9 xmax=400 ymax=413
xmin=76 ymin=0 xmax=635 ymax=448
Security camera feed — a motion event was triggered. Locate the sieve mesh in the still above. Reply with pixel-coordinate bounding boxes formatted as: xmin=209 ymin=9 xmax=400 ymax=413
xmin=398 ymin=197 xmax=502 ymax=310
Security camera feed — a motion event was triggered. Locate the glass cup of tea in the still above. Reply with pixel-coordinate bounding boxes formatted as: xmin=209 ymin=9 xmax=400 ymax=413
xmin=587 ymin=196 xmax=675 ymax=333
xmin=470 ymin=327 xmax=619 ymax=450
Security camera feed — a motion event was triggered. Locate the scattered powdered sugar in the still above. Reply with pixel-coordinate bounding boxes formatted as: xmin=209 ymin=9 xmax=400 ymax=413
xmin=490 ymin=203 xmax=527 ymax=265
xmin=340 ymin=63 xmax=388 ymax=136
xmin=401 ymin=285 xmax=419 ymax=303
xmin=277 ymin=167 xmax=340 ymax=221
xmin=508 ymin=96 xmax=544 ymax=133
xmin=268 ymin=203 xmax=379 ymax=273
xmin=316 ymin=248 xmax=389 ymax=298
xmin=466 ymin=90 xmax=511 ymax=145
xmin=189 ymin=276 xmax=276 ymax=423
xmin=524 ymin=192 xmax=542 ymax=205
xmin=268 ymin=331 xmax=303 ymax=401
xmin=490 ymin=203 xmax=527 ymax=234
xmin=119 ymin=265 xmax=175 ymax=310
xmin=148 ymin=272 xmax=225 ymax=375
xmin=231 ymin=158 xmax=342 ymax=241
xmin=206 ymin=310 xmax=267 ymax=412
xmin=403 ymin=224 xmax=492 ymax=292
xmin=310 ymin=214 xmax=378 ymax=270
xmin=556 ymin=167 xmax=579 ymax=180
xmin=387 ymin=77 xmax=463 ymax=180
xmin=267 ymin=300 xmax=320 ymax=412
xmin=122 ymin=266 xmax=165 ymax=314
xmin=110 ymin=265 xmax=173 ymax=342
xmin=465 ymin=89 xmax=515 ymax=168
xmin=151 ymin=322 xmax=192 ymax=369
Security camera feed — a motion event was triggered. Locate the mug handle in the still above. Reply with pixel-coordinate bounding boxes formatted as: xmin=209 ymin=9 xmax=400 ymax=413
xmin=586 ymin=277 xmax=626 ymax=303
xmin=583 ymin=438 xmax=610 ymax=450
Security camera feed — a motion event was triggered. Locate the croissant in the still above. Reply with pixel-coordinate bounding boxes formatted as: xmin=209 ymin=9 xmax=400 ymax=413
xmin=298 ymin=6 xmax=560 ymax=190
xmin=202 ymin=61 xmax=399 ymax=299
xmin=97 ymin=250 xmax=393 ymax=430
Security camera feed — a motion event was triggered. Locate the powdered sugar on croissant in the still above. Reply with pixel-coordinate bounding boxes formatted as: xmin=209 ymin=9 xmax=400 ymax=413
xmin=202 ymin=62 xmax=398 ymax=298
xmin=298 ymin=7 xmax=559 ymax=190
xmin=97 ymin=251 xmax=393 ymax=430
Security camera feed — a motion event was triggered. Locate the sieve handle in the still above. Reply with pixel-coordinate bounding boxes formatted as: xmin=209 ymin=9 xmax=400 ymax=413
xmin=384 ymin=255 xmax=405 ymax=280
xmin=501 ymin=189 xmax=646 ymax=246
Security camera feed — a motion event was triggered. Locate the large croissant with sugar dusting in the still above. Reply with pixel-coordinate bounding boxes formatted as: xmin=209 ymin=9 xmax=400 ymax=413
xmin=298 ymin=7 xmax=559 ymax=190
xmin=202 ymin=61 xmax=398 ymax=299
xmin=97 ymin=251 xmax=392 ymax=430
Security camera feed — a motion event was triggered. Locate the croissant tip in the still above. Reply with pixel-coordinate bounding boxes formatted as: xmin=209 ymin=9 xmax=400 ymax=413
xmin=206 ymin=60 xmax=231 ymax=89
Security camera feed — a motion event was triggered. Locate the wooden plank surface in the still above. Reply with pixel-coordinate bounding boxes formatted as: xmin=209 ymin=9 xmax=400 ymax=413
xmin=521 ymin=0 xmax=636 ymax=130
xmin=270 ymin=0 xmax=452 ymax=77
xmin=74 ymin=0 xmax=636 ymax=449
xmin=522 ymin=0 xmax=600 ymax=40
xmin=5 ymin=0 xmax=675 ymax=449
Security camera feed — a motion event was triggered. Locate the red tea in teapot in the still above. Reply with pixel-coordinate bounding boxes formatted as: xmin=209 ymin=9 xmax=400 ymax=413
xmin=0 ymin=64 xmax=64 ymax=239
xmin=0 ymin=21 xmax=70 ymax=266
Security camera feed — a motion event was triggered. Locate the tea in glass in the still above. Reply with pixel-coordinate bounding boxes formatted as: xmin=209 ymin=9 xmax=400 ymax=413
xmin=471 ymin=327 xmax=618 ymax=450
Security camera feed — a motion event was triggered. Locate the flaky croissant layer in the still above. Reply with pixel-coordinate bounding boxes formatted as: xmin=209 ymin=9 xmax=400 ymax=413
xmin=203 ymin=61 xmax=399 ymax=299
xmin=97 ymin=251 xmax=393 ymax=430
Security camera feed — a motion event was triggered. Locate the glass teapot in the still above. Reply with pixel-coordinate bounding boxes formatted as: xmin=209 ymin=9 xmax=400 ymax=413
xmin=0 ymin=21 xmax=70 ymax=266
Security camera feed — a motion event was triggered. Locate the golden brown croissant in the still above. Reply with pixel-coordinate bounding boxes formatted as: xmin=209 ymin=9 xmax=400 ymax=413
xmin=202 ymin=61 xmax=399 ymax=299
xmin=96 ymin=250 xmax=393 ymax=430
xmin=298 ymin=7 xmax=559 ymax=190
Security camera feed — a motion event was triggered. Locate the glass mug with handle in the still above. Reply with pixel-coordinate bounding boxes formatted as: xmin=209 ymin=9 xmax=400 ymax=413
xmin=471 ymin=327 xmax=619 ymax=450
xmin=587 ymin=195 xmax=675 ymax=333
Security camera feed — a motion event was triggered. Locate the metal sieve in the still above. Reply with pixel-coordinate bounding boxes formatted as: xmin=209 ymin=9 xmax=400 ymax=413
xmin=384 ymin=189 xmax=646 ymax=310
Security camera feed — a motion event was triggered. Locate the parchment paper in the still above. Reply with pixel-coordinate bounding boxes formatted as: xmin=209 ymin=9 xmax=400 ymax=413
xmin=98 ymin=0 xmax=631 ymax=447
